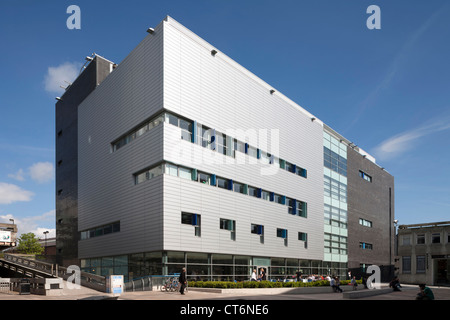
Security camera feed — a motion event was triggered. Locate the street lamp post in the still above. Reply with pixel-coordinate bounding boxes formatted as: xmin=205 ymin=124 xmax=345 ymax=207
xmin=43 ymin=231 xmax=49 ymax=256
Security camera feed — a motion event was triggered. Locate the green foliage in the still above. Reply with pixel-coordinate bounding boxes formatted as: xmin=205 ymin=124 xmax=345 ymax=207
xmin=16 ymin=233 xmax=44 ymax=255
xmin=188 ymin=279 xmax=362 ymax=289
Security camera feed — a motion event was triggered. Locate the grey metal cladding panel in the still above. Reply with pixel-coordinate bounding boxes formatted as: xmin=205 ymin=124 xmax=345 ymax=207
xmin=77 ymin=25 xmax=165 ymax=258
xmin=162 ymin=174 xmax=324 ymax=260
xmin=163 ymin=21 xmax=322 ymax=166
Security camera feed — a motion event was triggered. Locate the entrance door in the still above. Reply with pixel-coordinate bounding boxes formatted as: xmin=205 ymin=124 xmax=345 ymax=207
xmin=435 ymin=259 xmax=449 ymax=286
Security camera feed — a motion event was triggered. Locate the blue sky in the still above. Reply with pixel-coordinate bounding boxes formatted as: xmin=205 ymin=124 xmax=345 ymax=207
xmin=0 ymin=0 xmax=449 ymax=238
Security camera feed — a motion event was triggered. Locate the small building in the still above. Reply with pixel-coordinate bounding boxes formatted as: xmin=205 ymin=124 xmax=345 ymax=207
xmin=397 ymin=221 xmax=450 ymax=286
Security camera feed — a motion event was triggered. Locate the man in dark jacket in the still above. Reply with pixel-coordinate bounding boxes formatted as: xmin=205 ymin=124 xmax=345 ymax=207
xmin=179 ymin=268 xmax=187 ymax=295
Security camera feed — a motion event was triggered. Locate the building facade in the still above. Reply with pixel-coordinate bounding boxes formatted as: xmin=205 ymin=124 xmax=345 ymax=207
xmin=397 ymin=222 xmax=450 ymax=286
xmin=55 ymin=16 xmax=394 ymax=282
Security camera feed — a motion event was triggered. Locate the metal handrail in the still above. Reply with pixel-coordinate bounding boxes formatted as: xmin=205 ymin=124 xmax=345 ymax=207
xmin=1 ymin=253 xmax=107 ymax=292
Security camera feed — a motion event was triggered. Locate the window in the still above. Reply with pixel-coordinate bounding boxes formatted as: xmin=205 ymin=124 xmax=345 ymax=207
xmin=81 ymin=221 xmax=120 ymax=240
xmin=298 ymin=232 xmax=307 ymax=248
xmin=233 ymin=182 xmax=245 ymax=194
xmin=323 ymin=146 xmax=347 ymax=176
xmin=360 ymin=242 xmax=373 ymax=250
xmin=216 ymin=133 xmax=227 ymax=155
xmin=248 ymin=186 xmax=258 ymax=198
xmin=274 ymin=194 xmax=283 ymax=204
xmin=220 ymin=218 xmax=236 ymax=241
xmin=402 ymin=256 xmax=411 ymax=274
xmin=432 ymin=233 xmax=441 ymax=244
xmin=234 ymin=139 xmax=245 ymax=153
xmin=261 ymin=190 xmax=270 ymax=201
xmin=296 ymin=166 xmax=307 ymax=178
xmin=277 ymin=228 xmax=287 ymax=238
xmin=165 ymin=163 xmax=178 ymax=177
xmin=297 ymin=200 xmax=307 ymax=218
xmin=417 ymin=234 xmax=425 ymax=245
xmin=416 ymin=256 xmax=426 ymax=273
xmin=359 ymin=218 xmax=372 ymax=228
xmin=251 ymin=224 xmax=264 ymax=235
xmin=165 ymin=113 xmax=178 ymax=126
xmin=217 ymin=177 xmax=229 ymax=190
xmin=260 ymin=152 xmax=270 ymax=164
xmin=247 ymin=145 xmax=258 ymax=158
xmin=179 ymin=167 xmax=192 ymax=180
xmin=179 ymin=118 xmax=192 ymax=141
xmin=200 ymin=126 xmax=212 ymax=149
xmin=402 ymin=235 xmax=411 ymax=246
xmin=135 ymin=164 xmax=163 ymax=185
xmin=277 ymin=228 xmax=288 ymax=246
xmin=199 ymin=172 xmax=210 ymax=185
xmin=181 ymin=212 xmax=201 ymax=237
xmin=359 ymin=170 xmax=372 ymax=182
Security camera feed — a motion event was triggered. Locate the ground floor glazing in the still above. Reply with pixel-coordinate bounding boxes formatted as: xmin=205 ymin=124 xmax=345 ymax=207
xmin=80 ymin=250 xmax=349 ymax=282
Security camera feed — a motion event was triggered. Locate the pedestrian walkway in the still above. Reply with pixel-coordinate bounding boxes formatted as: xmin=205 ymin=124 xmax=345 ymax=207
xmin=1 ymin=281 xmax=449 ymax=301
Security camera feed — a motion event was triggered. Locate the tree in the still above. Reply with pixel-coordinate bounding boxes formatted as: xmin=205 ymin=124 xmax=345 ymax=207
xmin=17 ymin=233 xmax=44 ymax=255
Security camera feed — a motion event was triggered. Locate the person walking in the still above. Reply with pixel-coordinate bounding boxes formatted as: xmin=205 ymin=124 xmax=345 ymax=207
xmin=351 ymin=276 xmax=358 ymax=291
xmin=179 ymin=267 xmax=187 ymax=295
xmin=335 ymin=277 xmax=343 ymax=293
xmin=251 ymin=269 xmax=257 ymax=281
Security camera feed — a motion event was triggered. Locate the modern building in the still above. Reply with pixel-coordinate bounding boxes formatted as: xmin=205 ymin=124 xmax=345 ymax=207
xmin=55 ymin=16 xmax=395 ymax=282
xmin=397 ymin=221 xmax=450 ymax=286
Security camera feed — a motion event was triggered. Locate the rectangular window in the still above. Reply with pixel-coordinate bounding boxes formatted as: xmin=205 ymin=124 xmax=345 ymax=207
xmin=220 ymin=218 xmax=236 ymax=241
xmin=277 ymin=228 xmax=287 ymax=239
xmin=198 ymin=172 xmax=210 ymax=185
xmin=216 ymin=132 xmax=227 ymax=155
xmin=260 ymin=152 xmax=270 ymax=164
xmin=359 ymin=170 xmax=372 ymax=182
xmin=402 ymin=235 xmax=411 ymax=246
xmin=247 ymin=146 xmax=258 ymax=158
xmin=179 ymin=118 xmax=192 ymax=141
xmin=181 ymin=212 xmax=201 ymax=237
xmin=234 ymin=139 xmax=245 ymax=153
xmin=251 ymin=224 xmax=264 ymax=235
xmin=248 ymin=186 xmax=258 ymax=198
xmin=165 ymin=163 xmax=178 ymax=177
xmin=233 ymin=182 xmax=245 ymax=194
xmin=359 ymin=242 xmax=373 ymax=250
xmin=200 ymin=126 xmax=212 ymax=149
xmin=359 ymin=218 xmax=373 ymax=228
xmin=298 ymin=232 xmax=307 ymax=249
xmin=297 ymin=200 xmax=307 ymax=218
xmin=296 ymin=166 xmax=307 ymax=178
xmin=416 ymin=255 xmax=426 ymax=273
xmin=179 ymin=167 xmax=192 ymax=180
xmin=261 ymin=190 xmax=270 ymax=201
xmin=165 ymin=113 xmax=179 ymax=126
xmin=274 ymin=194 xmax=283 ymax=204
xmin=217 ymin=177 xmax=229 ymax=189
xmin=80 ymin=221 xmax=120 ymax=240
xmin=432 ymin=233 xmax=441 ymax=244
xmin=417 ymin=234 xmax=425 ymax=245
xmin=402 ymin=256 xmax=411 ymax=274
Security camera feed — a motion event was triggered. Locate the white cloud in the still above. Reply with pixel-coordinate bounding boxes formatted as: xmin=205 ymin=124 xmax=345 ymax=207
xmin=8 ymin=169 xmax=25 ymax=181
xmin=29 ymin=162 xmax=54 ymax=183
xmin=0 ymin=182 xmax=34 ymax=204
xmin=0 ymin=210 xmax=55 ymax=238
xmin=44 ymin=62 xmax=80 ymax=94
xmin=373 ymin=115 xmax=450 ymax=161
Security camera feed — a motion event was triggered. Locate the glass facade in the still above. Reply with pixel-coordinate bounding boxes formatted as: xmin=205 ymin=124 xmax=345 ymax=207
xmin=323 ymin=131 xmax=348 ymax=268
xmin=81 ymin=251 xmax=347 ymax=282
